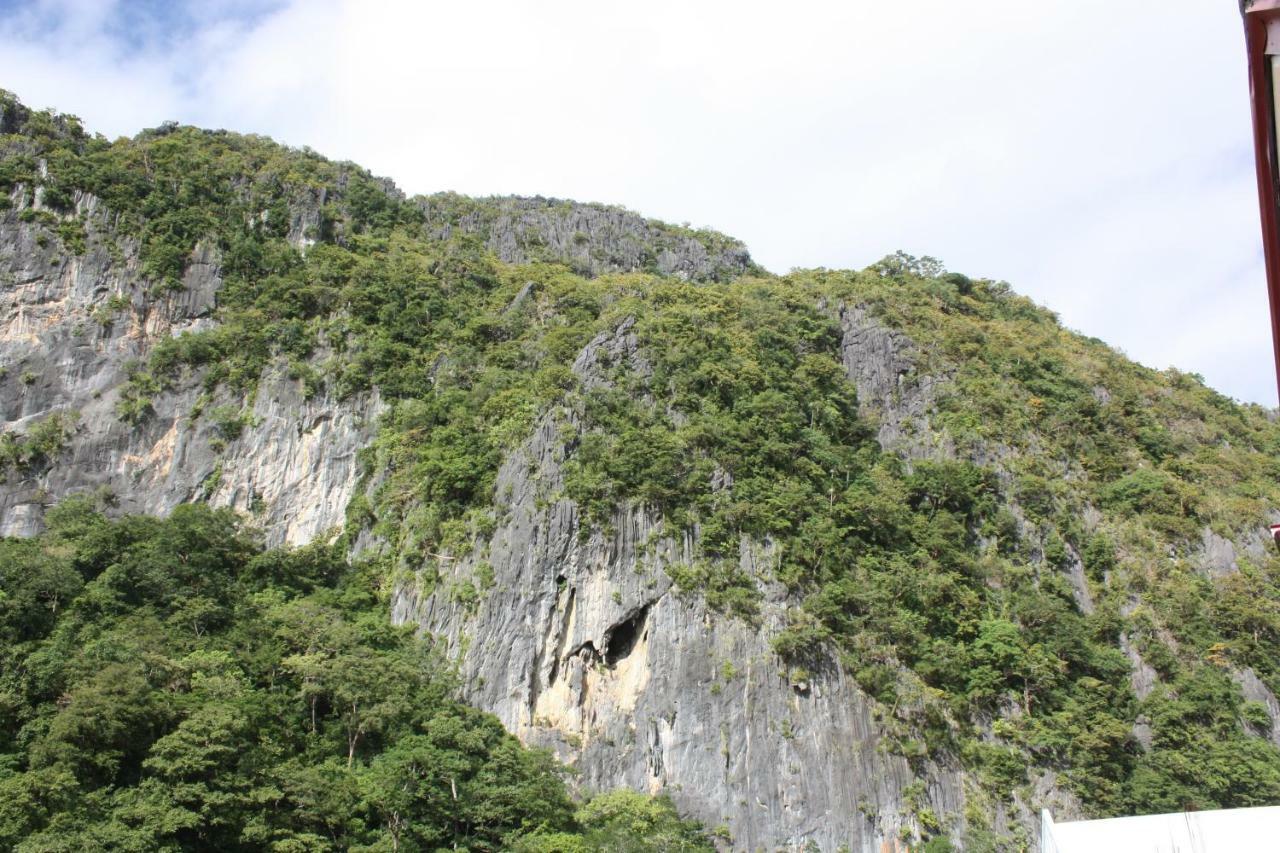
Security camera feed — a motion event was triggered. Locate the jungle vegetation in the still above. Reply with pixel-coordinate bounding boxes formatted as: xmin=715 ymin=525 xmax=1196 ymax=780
xmin=5 ymin=87 xmax=1280 ymax=846
xmin=0 ymin=501 xmax=711 ymax=852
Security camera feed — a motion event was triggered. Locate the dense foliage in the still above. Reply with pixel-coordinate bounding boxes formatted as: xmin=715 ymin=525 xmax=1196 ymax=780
xmin=558 ymin=271 xmax=1280 ymax=821
xmin=7 ymin=88 xmax=1280 ymax=845
xmin=0 ymin=501 xmax=712 ymax=852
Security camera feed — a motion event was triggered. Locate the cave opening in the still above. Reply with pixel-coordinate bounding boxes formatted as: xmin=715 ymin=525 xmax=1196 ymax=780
xmin=604 ymin=604 xmax=650 ymax=666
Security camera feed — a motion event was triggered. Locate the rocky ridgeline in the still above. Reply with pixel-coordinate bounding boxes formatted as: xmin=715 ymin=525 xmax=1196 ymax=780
xmin=418 ymin=193 xmax=756 ymax=282
xmin=1 ymin=172 xmax=1006 ymax=848
xmin=6 ymin=94 xmax=1280 ymax=851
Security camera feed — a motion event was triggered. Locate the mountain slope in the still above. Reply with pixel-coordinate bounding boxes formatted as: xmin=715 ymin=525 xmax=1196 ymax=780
xmin=4 ymin=89 xmax=1280 ymax=851
xmin=0 ymin=501 xmax=714 ymax=851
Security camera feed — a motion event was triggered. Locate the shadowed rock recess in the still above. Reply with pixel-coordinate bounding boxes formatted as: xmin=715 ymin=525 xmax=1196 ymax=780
xmin=391 ymin=322 xmax=976 ymax=852
xmin=6 ymin=92 xmax=1280 ymax=851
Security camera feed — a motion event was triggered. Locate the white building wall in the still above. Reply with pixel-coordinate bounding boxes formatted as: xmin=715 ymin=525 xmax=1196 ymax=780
xmin=1041 ymin=805 xmax=1280 ymax=852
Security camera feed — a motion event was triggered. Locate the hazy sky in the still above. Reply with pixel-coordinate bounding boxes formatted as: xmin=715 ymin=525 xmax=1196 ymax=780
xmin=1 ymin=0 xmax=1272 ymax=403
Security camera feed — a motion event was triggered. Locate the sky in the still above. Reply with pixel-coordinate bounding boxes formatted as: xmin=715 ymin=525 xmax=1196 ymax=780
xmin=0 ymin=0 xmax=1273 ymax=404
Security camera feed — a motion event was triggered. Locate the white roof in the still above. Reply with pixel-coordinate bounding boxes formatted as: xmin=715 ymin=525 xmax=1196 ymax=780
xmin=1041 ymin=806 xmax=1280 ymax=853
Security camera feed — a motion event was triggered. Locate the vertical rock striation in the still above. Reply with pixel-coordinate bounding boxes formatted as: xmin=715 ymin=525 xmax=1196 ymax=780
xmin=0 ymin=187 xmax=380 ymax=545
xmin=392 ymin=322 xmax=972 ymax=852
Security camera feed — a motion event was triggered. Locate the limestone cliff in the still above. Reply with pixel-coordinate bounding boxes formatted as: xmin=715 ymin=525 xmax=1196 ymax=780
xmin=0 ymin=187 xmax=380 ymax=545
xmin=0 ymin=171 xmax=1038 ymax=849
xmin=6 ymin=91 xmax=1280 ymax=852
xmin=390 ymin=322 xmax=973 ymax=851
xmin=418 ymin=193 xmax=756 ymax=282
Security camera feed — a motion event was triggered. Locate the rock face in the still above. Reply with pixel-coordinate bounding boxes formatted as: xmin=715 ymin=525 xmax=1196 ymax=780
xmin=9 ymin=148 xmax=1277 ymax=850
xmin=1233 ymin=667 xmax=1280 ymax=749
xmin=1196 ymin=524 xmax=1275 ymax=579
xmin=838 ymin=303 xmax=953 ymax=460
xmin=0 ymin=187 xmax=380 ymax=545
xmin=390 ymin=321 xmax=980 ymax=852
xmin=3 ymin=167 xmax=997 ymax=851
xmin=382 ymin=307 xmax=1133 ymax=850
xmin=418 ymin=194 xmax=756 ymax=282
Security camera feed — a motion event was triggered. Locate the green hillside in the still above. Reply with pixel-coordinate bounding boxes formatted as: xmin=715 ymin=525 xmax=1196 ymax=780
xmin=5 ymin=88 xmax=1280 ymax=848
xmin=0 ymin=502 xmax=710 ymax=851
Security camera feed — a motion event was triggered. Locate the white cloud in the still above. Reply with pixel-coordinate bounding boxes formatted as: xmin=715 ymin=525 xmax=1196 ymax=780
xmin=0 ymin=0 xmax=1272 ymax=403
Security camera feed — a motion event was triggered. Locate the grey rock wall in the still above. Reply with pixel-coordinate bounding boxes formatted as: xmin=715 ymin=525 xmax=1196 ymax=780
xmin=1233 ymin=667 xmax=1280 ymax=749
xmin=10 ymin=163 xmax=1277 ymax=850
xmin=838 ymin=303 xmax=956 ymax=462
xmin=418 ymin=194 xmax=755 ymax=282
xmin=392 ymin=321 xmax=978 ymax=852
xmin=0 ymin=186 xmax=380 ymax=545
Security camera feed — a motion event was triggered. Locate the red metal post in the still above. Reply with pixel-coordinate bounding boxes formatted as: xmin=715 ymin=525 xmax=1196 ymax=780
xmin=1241 ymin=1 xmax=1280 ymax=402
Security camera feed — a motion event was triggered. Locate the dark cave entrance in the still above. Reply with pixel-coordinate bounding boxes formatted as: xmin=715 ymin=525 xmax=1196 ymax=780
xmin=604 ymin=604 xmax=650 ymax=666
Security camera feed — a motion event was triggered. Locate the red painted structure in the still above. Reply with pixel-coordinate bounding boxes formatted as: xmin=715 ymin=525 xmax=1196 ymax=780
xmin=1241 ymin=1 xmax=1280 ymax=401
